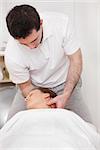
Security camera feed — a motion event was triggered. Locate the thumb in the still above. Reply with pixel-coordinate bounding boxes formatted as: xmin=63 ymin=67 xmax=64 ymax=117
xmin=56 ymin=100 xmax=64 ymax=108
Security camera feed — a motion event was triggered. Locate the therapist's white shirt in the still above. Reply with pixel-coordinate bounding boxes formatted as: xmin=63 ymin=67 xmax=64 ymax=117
xmin=5 ymin=12 xmax=80 ymax=87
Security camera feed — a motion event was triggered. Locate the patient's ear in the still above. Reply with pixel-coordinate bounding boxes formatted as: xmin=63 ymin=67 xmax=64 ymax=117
xmin=40 ymin=19 xmax=43 ymax=26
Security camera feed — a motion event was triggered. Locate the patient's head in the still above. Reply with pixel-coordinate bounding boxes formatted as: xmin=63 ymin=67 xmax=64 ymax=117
xmin=25 ymin=87 xmax=57 ymax=109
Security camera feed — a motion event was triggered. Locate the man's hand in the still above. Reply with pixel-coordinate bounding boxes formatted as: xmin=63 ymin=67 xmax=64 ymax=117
xmin=47 ymin=94 xmax=69 ymax=108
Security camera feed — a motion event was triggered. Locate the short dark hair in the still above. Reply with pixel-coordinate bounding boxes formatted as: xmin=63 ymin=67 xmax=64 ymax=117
xmin=38 ymin=87 xmax=57 ymax=98
xmin=6 ymin=5 xmax=40 ymax=39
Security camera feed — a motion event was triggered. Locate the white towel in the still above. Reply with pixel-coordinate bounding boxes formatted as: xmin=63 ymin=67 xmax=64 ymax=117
xmin=0 ymin=109 xmax=100 ymax=150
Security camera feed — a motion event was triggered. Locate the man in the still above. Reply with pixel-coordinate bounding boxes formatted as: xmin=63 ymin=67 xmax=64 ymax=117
xmin=5 ymin=5 xmax=91 ymax=121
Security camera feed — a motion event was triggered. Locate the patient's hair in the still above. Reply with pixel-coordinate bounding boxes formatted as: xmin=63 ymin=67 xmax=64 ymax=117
xmin=38 ymin=87 xmax=57 ymax=98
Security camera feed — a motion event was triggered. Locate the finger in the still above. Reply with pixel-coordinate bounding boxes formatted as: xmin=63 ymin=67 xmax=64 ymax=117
xmin=51 ymin=104 xmax=56 ymax=108
xmin=56 ymin=100 xmax=64 ymax=108
xmin=25 ymin=92 xmax=33 ymax=101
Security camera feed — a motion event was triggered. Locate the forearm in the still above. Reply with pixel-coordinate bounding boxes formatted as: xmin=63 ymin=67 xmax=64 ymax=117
xmin=18 ymin=80 xmax=37 ymax=98
xmin=63 ymin=49 xmax=82 ymax=98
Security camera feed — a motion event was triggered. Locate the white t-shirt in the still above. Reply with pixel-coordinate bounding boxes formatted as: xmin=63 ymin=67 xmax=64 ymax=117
xmin=5 ymin=12 xmax=80 ymax=88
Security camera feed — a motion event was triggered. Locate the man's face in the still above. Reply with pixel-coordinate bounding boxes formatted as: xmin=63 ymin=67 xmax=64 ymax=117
xmin=18 ymin=20 xmax=43 ymax=49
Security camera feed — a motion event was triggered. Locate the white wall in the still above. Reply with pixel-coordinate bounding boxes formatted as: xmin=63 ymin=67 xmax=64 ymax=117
xmin=0 ymin=0 xmax=99 ymax=131
xmin=97 ymin=2 xmax=100 ymax=132
xmin=73 ymin=1 xmax=99 ymax=131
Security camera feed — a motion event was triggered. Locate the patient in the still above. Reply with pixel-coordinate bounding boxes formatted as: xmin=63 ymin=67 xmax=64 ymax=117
xmin=25 ymin=87 xmax=57 ymax=109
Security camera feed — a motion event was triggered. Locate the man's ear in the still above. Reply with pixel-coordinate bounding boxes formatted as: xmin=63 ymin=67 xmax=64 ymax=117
xmin=40 ymin=19 xmax=43 ymax=26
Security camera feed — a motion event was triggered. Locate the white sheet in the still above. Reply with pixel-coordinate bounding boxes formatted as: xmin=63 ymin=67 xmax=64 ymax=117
xmin=0 ymin=109 xmax=100 ymax=150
